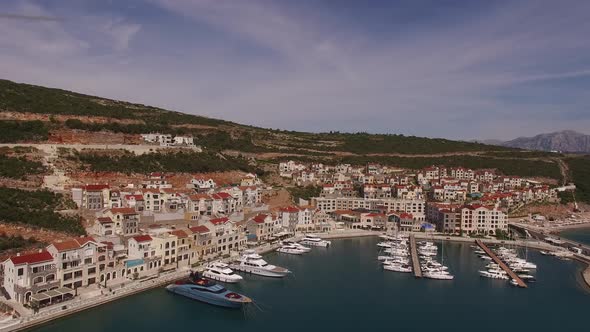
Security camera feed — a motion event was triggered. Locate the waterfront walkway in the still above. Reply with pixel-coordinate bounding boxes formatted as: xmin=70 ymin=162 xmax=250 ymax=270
xmin=409 ymin=235 xmax=422 ymax=278
xmin=475 ymin=240 xmax=527 ymax=288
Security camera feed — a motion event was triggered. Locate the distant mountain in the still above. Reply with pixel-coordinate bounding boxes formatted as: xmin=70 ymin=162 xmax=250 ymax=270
xmin=501 ymin=130 xmax=590 ymax=153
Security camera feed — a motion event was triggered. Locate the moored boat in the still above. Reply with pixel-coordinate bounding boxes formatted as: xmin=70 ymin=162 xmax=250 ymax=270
xmin=166 ymin=273 xmax=252 ymax=308
xmin=229 ymin=250 xmax=291 ymax=278
xmin=203 ymin=262 xmax=243 ymax=283
xmin=300 ymin=234 xmax=331 ymax=247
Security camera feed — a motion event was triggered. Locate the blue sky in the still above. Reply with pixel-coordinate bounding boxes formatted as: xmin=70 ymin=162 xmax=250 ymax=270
xmin=1 ymin=0 xmax=589 ymax=140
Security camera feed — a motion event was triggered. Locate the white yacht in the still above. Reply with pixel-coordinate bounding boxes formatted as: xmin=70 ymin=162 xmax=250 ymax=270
xmin=300 ymin=235 xmax=331 ymax=247
xmin=203 ymin=262 xmax=243 ymax=283
xmin=230 ymin=250 xmax=291 ymax=278
xmin=276 ymin=244 xmax=306 ymax=255
xmin=383 ymin=263 xmax=412 ymax=273
xmin=479 ymin=269 xmax=508 ymax=280
xmin=423 ymin=271 xmax=454 ymax=280
xmin=282 ymin=241 xmax=311 ymax=252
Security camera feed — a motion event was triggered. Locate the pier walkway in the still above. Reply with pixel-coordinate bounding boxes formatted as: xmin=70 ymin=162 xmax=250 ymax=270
xmin=409 ymin=235 xmax=422 ymax=278
xmin=475 ymin=240 xmax=527 ymax=288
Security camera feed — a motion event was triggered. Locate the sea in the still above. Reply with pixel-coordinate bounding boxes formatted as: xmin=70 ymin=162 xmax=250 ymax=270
xmin=32 ymin=237 xmax=589 ymax=332
xmin=560 ymin=228 xmax=590 ymax=246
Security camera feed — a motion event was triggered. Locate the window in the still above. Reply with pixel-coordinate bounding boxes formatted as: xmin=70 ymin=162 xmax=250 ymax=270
xmin=17 ymin=268 xmax=23 ymax=276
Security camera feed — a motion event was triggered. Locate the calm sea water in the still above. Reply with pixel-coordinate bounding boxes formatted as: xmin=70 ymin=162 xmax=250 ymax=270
xmin=32 ymin=237 xmax=589 ymax=332
xmin=560 ymin=228 xmax=590 ymax=246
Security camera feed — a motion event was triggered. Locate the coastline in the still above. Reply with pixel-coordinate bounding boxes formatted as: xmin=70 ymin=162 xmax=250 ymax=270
xmin=1 ymin=230 xmax=586 ymax=332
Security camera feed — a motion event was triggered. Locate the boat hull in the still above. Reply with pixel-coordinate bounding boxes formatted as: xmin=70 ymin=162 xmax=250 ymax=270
xmin=229 ymin=264 xmax=290 ymax=278
xmin=202 ymin=272 xmax=242 ymax=284
xmin=166 ymin=285 xmax=247 ymax=309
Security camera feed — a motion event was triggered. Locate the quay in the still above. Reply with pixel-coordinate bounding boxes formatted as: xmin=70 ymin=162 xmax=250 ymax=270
xmin=409 ymin=235 xmax=422 ymax=278
xmin=475 ymin=240 xmax=527 ymax=288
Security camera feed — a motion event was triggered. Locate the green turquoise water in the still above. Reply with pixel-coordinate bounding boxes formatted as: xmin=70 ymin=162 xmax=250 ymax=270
xmin=560 ymin=228 xmax=590 ymax=246
xmin=32 ymin=237 xmax=589 ymax=332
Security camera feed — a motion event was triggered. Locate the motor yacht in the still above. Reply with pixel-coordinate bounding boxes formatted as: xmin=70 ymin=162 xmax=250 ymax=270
xmin=282 ymin=241 xmax=311 ymax=252
xmin=230 ymin=250 xmax=291 ymax=277
xmin=276 ymin=244 xmax=306 ymax=255
xmin=300 ymin=235 xmax=331 ymax=247
xmin=166 ymin=273 xmax=252 ymax=308
xmin=423 ymin=271 xmax=454 ymax=280
xmin=479 ymin=269 xmax=508 ymax=280
xmin=383 ymin=263 xmax=412 ymax=273
xmin=203 ymin=262 xmax=243 ymax=283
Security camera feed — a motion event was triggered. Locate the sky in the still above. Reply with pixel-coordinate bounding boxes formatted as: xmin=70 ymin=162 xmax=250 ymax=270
xmin=1 ymin=0 xmax=589 ymax=140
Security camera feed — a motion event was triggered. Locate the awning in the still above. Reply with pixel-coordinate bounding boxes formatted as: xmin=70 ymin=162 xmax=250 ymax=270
xmin=30 ymin=293 xmax=50 ymax=302
xmin=55 ymin=287 xmax=74 ymax=295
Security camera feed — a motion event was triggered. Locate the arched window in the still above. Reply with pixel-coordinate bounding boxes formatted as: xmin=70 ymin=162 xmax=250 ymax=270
xmin=45 ymin=274 xmax=56 ymax=283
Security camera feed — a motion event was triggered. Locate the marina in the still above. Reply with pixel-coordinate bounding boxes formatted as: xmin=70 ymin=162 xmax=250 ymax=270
xmin=409 ymin=235 xmax=422 ymax=278
xmin=29 ymin=237 xmax=590 ymax=332
xmin=475 ymin=240 xmax=527 ymax=288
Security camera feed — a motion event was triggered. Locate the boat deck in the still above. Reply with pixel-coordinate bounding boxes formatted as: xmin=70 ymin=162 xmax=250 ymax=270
xmin=475 ymin=240 xmax=527 ymax=288
xmin=409 ymin=235 xmax=422 ymax=278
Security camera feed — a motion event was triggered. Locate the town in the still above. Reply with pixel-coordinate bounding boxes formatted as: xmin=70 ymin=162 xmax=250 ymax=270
xmin=2 ymin=157 xmax=577 ymax=317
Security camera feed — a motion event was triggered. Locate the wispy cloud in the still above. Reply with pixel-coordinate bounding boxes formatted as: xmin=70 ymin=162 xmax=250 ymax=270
xmin=1 ymin=0 xmax=589 ymax=140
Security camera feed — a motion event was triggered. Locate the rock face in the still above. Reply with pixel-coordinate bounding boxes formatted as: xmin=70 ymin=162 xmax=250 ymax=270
xmin=502 ymin=130 xmax=590 ymax=152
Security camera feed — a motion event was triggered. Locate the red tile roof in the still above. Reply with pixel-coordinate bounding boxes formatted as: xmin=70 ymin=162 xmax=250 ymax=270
xmin=209 ymin=217 xmax=229 ymax=225
xmin=253 ymin=214 xmax=268 ymax=224
xmin=76 ymin=236 xmax=97 ymax=247
xmin=189 ymin=194 xmax=211 ymax=200
xmin=9 ymin=251 xmax=53 ymax=265
xmin=124 ymin=194 xmax=144 ymax=201
xmin=211 ymin=192 xmax=232 ymax=200
xmin=279 ymin=206 xmax=300 ymax=213
xmin=97 ymin=217 xmax=113 ymax=224
xmin=399 ymin=213 xmax=413 ymax=219
xmin=132 ymin=235 xmax=152 ymax=243
xmin=169 ymin=230 xmax=188 ymax=238
xmin=109 ymin=207 xmax=137 ymax=215
xmin=189 ymin=225 xmax=211 ymax=234
xmin=52 ymin=240 xmax=81 ymax=252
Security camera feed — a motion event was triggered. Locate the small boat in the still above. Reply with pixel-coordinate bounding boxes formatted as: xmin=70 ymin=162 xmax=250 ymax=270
xmin=517 ymin=274 xmax=537 ymax=282
xmin=229 ymin=250 xmax=291 ymax=278
xmin=166 ymin=273 xmax=252 ymax=308
xmin=510 ymin=279 xmax=519 ymax=286
xmin=300 ymin=235 xmax=331 ymax=247
xmin=203 ymin=262 xmax=243 ymax=283
xmin=276 ymin=244 xmax=306 ymax=255
xmin=479 ymin=255 xmax=492 ymax=261
xmin=540 ymin=251 xmax=549 ymax=256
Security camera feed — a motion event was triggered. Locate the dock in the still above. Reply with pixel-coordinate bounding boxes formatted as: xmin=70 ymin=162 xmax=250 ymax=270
xmin=475 ymin=240 xmax=527 ymax=288
xmin=409 ymin=235 xmax=422 ymax=278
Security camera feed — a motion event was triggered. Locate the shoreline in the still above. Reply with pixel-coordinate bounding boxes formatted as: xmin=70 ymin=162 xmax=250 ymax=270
xmin=3 ymin=230 xmax=588 ymax=331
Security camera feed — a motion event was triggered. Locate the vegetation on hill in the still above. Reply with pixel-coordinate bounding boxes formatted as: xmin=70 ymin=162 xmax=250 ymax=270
xmin=564 ymin=157 xmax=590 ymax=203
xmin=70 ymin=150 xmax=263 ymax=175
xmin=287 ymin=186 xmax=322 ymax=201
xmin=0 ymin=120 xmax=49 ymax=143
xmin=0 ymin=187 xmax=86 ymax=235
xmin=0 ymin=234 xmax=41 ymax=251
xmin=0 ymin=154 xmax=45 ymax=179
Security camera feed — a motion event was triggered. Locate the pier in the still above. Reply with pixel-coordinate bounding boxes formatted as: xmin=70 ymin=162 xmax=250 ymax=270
xmin=409 ymin=235 xmax=422 ymax=278
xmin=475 ymin=240 xmax=527 ymax=288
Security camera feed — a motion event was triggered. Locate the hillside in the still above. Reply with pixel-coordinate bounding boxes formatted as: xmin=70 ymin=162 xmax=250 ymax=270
xmin=500 ymin=130 xmax=590 ymax=153
xmin=1 ymin=78 xmax=590 ymax=205
xmin=0 ymin=78 xmax=508 ymax=155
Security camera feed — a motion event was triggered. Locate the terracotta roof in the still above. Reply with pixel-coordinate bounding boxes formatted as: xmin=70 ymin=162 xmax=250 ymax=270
xmin=109 ymin=207 xmax=137 ymax=215
xmin=209 ymin=217 xmax=229 ymax=225
xmin=399 ymin=212 xmax=413 ymax=219
xmin=253 ymin=214 xmax=268 ymax=224
xmin=211 ymin=192 xmax=232 ymax=200
xmin=189 ymin=194 xmax=211 ymax=200
xmin=124 ymin=194 xmax=144 ymax=201
xmin=189 ymin=225 xmax=211 ymax=234
xmin=9 ymin=251 xmax=53 ymax=265
xmin=132 ymin=235 xmax=152 ymax=243
xmin=76 ymin=236 xmax=97 ymax=247
xmin=169 ymin=230 xmax=188 ymax=238
xmin=97 ymin=217 xmax=113 ymax=224
xmin=279 ymin=206 xmax=300 ymax=213
xmin=52 ymin=240 xmax=81 ymax=252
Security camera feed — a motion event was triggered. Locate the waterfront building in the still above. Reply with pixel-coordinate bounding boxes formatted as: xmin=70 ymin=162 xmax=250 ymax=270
xmin=2 ymin=251 xmax=58 ymax=304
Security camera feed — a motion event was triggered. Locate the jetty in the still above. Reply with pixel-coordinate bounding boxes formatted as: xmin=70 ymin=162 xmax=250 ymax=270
xmin=475 ymin=240 xmax=527 ymax=288
xmin=409 ymin=235 xmax=422 ymax=278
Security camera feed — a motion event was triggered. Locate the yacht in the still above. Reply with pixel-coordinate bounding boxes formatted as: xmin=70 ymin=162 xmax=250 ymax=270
xmin=166 ymin=273 xmax=251 ymax=308
xmin=276 ymin=244 xmax=306 ymax=255
xmin=517 ymin=274 xmax=537 ymax=282
xmin=383 ymin=263 xmax=412 ymax=273
xmin=300 ymin=235 xmax=331 ymax=247
xmin=230 ymin=250 xmax=291 ymax=278
xmin=479 ymin=255 xmax=492 ymax=261
xmin=203 ymin=262 xmax=243 ymax=283
xmin=540 ymin=251 xmax=549 ymax=256
xmin=479 ymin=269 xmax=508 ymax=280
xmin=282 ymin=241 xmax=311 ymax=252
xmin=510 ymin=278 xmax=519 ymax=287
xmin=423 ymin=271 xmax=454 ymax=280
